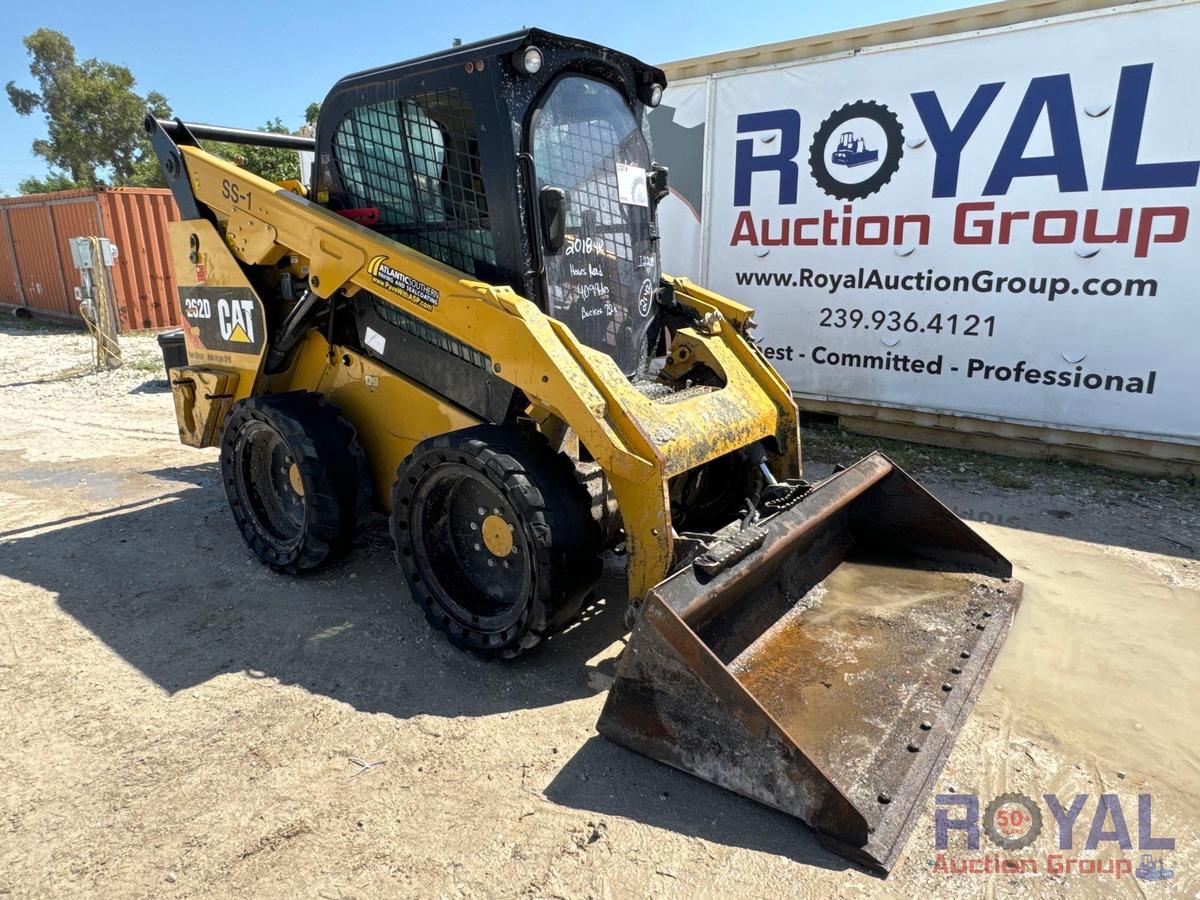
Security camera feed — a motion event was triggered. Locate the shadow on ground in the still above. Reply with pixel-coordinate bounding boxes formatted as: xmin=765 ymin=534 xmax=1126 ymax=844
xmin=0 ymin=317 xmax=82 ymax=337
xmin=545 ymin=735 xmax=860 ymax=873
xmin=0 ymin=466 xmax=628 ymax=719
xmin=130 ymin=377 xmax=171 ymax=394
xmin=0 ymin=458 xmax=875 ymax=872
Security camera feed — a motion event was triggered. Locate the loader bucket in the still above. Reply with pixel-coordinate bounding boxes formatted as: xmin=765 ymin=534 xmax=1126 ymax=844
xmin=597 ymin=452 xmax=1022 ymax=872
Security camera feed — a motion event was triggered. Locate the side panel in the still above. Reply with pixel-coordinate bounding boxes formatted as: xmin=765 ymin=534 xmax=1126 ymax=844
xmin=167 ymin=219 xmax=267 ymax=400
xmin=287 ymin=335 xmax=482 ymax=508
xmin=658 ymin=1 xmax=1200 ymax=447
xmin=351 ymin=293 xmax=515 ymax=423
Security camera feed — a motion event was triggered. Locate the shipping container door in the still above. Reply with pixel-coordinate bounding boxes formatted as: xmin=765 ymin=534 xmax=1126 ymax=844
xmin=100 ymin=191 xmax=180 ymax=330
xmin=8 ymin=204 xmax=72 ymax=317
xmin=0 ymin=210 xmax=22 ymax=305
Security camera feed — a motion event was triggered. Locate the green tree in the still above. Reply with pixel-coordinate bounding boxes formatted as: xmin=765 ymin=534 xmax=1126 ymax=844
xmin=119 ymin=92 xmax=173 ymax=188
xmin=9 ymin=28 xmax=305 ymax=193
xmin=305 ymin=102 xmax=320 ymax=126
xmin=126 ymin=117 xmax=304 ymax=188
xmin=205 ymin=118 xmax=300 ymax=182
xmin=16 ymin=173 xmax=82 ymax=194
xmin=6 ymin=29 xmax=162 ymax=188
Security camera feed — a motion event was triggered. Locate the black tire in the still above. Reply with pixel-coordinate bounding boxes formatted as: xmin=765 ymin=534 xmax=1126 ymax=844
xmin=669 ymin=447 xmax=763 ymax=534
xmin=220 ymin=391 xmax=371 ymax=574
xmin=390 ymin=425 xmax=601 ymax=658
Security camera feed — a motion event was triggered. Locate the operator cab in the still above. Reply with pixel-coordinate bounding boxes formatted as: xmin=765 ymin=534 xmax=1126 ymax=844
xmin=312 ymin=29 xmax=668 ymax=377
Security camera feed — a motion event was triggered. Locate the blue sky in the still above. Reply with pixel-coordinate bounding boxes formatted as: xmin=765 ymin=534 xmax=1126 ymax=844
xmin=0 ymin=0 xmax=968 ymax=194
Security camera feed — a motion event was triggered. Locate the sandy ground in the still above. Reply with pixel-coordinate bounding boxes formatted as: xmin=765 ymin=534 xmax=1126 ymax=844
xmin=0 ymin=317 xmax=1197 ymax=899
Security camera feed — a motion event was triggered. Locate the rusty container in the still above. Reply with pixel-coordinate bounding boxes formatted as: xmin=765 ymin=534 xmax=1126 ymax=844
xmin=597 ymin=452 xmax=1022 ymax=872
xmin=0 ymin=187 xmax=180 ymax=331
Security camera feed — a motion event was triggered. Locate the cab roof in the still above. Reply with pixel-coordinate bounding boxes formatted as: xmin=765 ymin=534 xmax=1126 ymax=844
xmin=330 ymin=28 xmax=665 ymax=94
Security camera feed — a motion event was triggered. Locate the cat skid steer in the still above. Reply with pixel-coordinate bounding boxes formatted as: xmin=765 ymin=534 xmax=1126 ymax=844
xmin=146 ymin=29 xmax=1021 ymax=872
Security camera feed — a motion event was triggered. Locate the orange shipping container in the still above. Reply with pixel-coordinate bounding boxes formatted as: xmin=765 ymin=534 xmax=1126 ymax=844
xmin=0 ymin=187 xmax=181 ymax=332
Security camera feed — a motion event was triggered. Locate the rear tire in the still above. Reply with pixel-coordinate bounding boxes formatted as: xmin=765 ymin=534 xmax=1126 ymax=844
xmin=390 ymin=425 xmax=601 ymax=658
xmin=220 ymin=392 xmax=371 ymax=573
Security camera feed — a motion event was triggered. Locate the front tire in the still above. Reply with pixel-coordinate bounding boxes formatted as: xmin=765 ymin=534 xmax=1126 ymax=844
xmin=220 ymin=392 xmax=370 ymax=573
xmin=390 ymin=425 xmax=601 ymax=658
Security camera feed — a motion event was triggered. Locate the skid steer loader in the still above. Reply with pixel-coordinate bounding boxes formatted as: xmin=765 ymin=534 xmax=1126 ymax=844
xmin=146 ymin=29 xmax=1021 ymax=872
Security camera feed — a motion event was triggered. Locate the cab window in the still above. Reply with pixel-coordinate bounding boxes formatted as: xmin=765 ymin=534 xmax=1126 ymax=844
xmin=333 ymin=88 xmax=497 ymax=278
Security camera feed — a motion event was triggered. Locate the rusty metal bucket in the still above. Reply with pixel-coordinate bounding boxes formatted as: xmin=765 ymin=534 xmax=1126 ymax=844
xmin=597 ymin=452 xmax=1022 ymax=872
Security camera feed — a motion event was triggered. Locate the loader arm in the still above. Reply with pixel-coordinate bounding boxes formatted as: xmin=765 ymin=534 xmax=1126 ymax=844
xmin=150 ymin=119 xmax=798 ymax=600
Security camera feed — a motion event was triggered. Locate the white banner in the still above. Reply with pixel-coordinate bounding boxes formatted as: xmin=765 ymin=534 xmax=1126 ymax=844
xmin=653 ymin=1 xmax=1200 ymax=443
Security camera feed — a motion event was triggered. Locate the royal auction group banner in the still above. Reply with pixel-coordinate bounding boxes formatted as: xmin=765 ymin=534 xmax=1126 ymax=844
xmin=653 ymin=0 xmax=1199 ymax=443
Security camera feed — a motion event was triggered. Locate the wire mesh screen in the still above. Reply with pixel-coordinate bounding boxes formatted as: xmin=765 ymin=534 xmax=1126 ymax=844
xmin=333 ymin=89 xmax=497 ymax=279
xmin=533 ymin=76 xmax=661 ymax=376
xmin=535 ymin=119 xmax=634 ymax=265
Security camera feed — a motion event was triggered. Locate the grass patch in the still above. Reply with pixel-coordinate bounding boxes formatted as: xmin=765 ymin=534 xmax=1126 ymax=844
xmin=981 ymin=469 xmax=1033 ymax=490
xmin=125 ymin=356 xmax=166 ymax=373
xmin=801 ymin=424 xmax=941 ymax=473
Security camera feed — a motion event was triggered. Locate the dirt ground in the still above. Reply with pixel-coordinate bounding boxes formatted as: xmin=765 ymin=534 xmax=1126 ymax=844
xmin=0 ymin=317 xmax=1197 ymax=899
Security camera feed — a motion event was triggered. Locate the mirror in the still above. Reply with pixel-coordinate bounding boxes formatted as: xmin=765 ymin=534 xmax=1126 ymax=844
xmin=648 ymin=163 xmax=669 ymax=207
xmin=539 ymin=186 xmax=567 ymax=254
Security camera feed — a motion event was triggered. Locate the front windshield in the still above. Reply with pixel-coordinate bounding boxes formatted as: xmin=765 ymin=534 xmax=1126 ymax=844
xmin=532 ymin=76 xmax=661 ymax=377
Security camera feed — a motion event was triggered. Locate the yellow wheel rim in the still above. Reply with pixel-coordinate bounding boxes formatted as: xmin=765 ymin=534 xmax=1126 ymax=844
xmin=481 ymin=513 xmax=514 ymax=557
xmin=287 ymin=462 xmax=305 ymax=497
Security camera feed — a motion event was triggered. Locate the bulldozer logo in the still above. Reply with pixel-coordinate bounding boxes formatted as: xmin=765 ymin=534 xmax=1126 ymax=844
xmin=367 ymin=254 xmax=440 ymax=309
xmin=809 ymin=100 xmax=905 ymax=201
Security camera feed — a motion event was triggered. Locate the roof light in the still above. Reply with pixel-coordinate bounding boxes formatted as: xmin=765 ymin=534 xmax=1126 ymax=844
xmin=639 ymin=81 xmax=664 ymax=108
xmin=513 ymin=46 xmax=543 ymax=76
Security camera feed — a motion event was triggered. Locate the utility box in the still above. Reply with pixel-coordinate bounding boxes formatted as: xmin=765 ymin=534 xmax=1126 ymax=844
xmin=69 ymin=236 xmax=119 ymax=321
xmin=68 ymin=236 xmax=118 ymax=270
xmin=66 ymin=234 xmax=123 ymax=368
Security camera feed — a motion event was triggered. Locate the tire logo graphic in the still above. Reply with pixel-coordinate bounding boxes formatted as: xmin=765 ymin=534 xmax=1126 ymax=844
xmin=808 ymin=100 xmax=904 ymax=200
xmin=983 ymin=792 xmax=1043 ymax=851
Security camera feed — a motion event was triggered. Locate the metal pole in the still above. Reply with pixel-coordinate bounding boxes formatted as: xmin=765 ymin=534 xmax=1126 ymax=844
xmin=152 ymin=118 xmax=315 ymax=151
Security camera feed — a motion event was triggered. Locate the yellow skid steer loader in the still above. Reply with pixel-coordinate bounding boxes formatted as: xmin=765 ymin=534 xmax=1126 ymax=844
xmin=146 ymin=29 xmax=1021 ymax=872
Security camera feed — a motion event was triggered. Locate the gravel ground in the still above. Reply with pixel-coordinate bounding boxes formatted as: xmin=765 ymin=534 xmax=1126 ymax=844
xmin=0 ymin=316 xmax=1196 ymax=899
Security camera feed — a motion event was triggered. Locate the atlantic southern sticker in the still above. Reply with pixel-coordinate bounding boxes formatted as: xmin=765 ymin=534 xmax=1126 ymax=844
xmin=367 ymin=255 xmax=440 ymax=309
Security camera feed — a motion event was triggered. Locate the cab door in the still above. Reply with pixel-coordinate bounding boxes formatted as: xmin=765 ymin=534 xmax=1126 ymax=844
xmin=530 ymin=76 xmax=662 ymax=377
